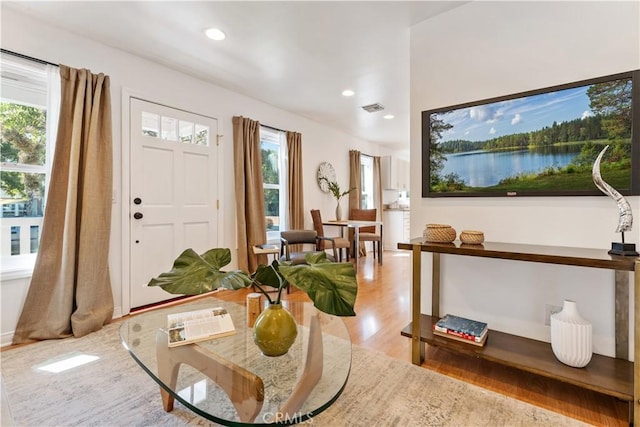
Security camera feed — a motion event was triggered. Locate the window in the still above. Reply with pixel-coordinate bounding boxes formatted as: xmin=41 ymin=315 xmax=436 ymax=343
xmin=260 ymin=126 xmax=287 ymax=242
xmin=141 ymin=111 xmax=210 ymax=146
xmin=1 ymin=54 xmax=59 ymax=276
xmin=360 ymin=155 xmax=374 ymax=208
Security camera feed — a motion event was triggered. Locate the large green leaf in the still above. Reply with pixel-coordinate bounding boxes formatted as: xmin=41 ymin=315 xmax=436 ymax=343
xmin=147 ymin=248 xmax=252 ymax=295
xmin=251 ymin=261 xmax=284 ymax=289
xmin=200 ymin=247 xmax=233 ymax=270
xmin=301 ymin=251 xmax=333 ymax=265
xmin=250 ymin=261 xmax=285 ymax=304
xmin=279 ymin=258 xmax=358 ymax=317
xmin=148 ymin=247 xmax=358 ymax=317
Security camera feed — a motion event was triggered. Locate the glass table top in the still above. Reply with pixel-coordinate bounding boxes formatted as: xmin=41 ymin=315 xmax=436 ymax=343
xmin=119 ymin=298 xmax=352 ymax=426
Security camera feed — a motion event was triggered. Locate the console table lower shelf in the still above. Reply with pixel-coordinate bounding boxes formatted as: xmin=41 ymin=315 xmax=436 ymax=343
xmin=401 ymin=314 xmax=634 ymax=403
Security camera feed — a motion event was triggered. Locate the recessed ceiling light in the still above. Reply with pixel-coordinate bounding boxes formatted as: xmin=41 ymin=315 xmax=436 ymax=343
xmin=384 ymin=114 xmax=395 ymax=120
xmin=342 ymin=89 xmax=355 ymax=97
xmin=205 ymin=28 xmax=226 ymax=41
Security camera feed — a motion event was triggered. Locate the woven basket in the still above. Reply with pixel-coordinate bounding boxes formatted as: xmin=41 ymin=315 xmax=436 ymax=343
xmin=423 ymin=224 xmax=456 ymax=243
xmin=460 ymin=230 xmax=485 ymax=245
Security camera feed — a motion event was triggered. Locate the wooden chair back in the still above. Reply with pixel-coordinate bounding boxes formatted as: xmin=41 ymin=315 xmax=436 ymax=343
xmin=310 ymin=209 xmax=326 ymax=249
xmin=349 ymin=208 xmax=376 ymax=233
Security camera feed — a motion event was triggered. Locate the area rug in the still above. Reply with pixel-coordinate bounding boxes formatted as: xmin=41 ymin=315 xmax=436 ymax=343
xmin=1 ymin=299 xmax=586 ymax=427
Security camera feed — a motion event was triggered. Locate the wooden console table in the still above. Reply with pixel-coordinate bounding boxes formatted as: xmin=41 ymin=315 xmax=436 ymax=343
xmin=398 ymin=239 xmax=639 ymax=425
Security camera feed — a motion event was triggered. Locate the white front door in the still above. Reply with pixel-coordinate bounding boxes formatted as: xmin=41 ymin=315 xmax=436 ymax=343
xmin=129 ymin=98 xmax=219 ymax=308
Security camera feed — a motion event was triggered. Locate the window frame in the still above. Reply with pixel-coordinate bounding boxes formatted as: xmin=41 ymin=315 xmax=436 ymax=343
xmin=360 ymin=154 xmax=374 ymax=209
xmin=260 ymin=126 xmax=288 ymax=243
xmin=0 ymin=55 xmax=58 ymax=279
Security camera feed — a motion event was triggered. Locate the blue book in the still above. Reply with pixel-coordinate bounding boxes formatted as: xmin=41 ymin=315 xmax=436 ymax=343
xmin=434 ymin=314 xmax=488 ymax=338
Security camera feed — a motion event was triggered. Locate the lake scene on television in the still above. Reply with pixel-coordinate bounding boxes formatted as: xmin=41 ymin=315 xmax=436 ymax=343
xmin=427 ymin=76 xmax=633 ymax=195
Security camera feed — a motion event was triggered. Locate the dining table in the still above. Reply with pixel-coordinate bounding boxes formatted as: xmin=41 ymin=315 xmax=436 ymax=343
xmin=322 ymin=219 xmax=383 ymax=269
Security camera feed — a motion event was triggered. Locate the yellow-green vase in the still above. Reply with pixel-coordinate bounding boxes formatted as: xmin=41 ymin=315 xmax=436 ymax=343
xmin=253 ymin=303 xmax=298 ymax=357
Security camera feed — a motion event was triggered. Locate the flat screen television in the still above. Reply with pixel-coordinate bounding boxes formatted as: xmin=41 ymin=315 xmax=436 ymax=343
xmin=422 ymin=70 xmax=640 ymax=197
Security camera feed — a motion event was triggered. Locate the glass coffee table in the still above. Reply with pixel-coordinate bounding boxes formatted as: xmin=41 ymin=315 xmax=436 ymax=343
xmin=119 ymin=298 xmax=351 ymax=426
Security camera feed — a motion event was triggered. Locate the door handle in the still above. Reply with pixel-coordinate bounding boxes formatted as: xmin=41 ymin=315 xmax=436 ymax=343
xmin=133 ymin=212 xmax=143 ymax=220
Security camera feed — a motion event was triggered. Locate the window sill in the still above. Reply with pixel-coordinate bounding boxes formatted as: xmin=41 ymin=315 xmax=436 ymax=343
xmin=1 ymin=254 xmax=36 ymax=281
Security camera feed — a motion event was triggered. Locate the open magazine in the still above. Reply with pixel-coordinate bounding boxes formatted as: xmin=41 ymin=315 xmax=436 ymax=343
xmin=166 ymin=307 xmax=236 ymax=347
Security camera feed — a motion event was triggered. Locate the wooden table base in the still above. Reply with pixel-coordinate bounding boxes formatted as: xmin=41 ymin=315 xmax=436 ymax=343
xmin=155 ymin=313 xmax=324 ymax=423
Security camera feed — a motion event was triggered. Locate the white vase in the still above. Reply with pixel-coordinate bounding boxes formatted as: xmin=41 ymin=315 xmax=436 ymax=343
xmin=335 ymin=200 xmax=342 ymax=221
xmin=550 ymin=300 xmax=592 ymax=368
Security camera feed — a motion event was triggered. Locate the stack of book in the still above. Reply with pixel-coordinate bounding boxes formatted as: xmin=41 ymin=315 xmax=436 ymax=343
xmin=433 ymin=314 xmax=488 ymax=347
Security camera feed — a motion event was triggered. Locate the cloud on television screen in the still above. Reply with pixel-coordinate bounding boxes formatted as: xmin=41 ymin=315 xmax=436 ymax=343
xmin=470 ymin=106 xmax=503 ymax=123
xmin=489 ymin=127 xmax=496 ymax=135
xmin=511 ymin=113 xmax=522 ymax=125
xmin=581 ymin=110 xmax=593 ymax=119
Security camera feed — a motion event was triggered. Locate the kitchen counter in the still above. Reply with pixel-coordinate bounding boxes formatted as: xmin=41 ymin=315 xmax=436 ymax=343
xmin=383 ymin=207 xmax=410 ymax=212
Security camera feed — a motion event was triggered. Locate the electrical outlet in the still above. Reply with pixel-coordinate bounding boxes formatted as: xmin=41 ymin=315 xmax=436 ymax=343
xmin=544 ymin=304 xmax=562 ymax=326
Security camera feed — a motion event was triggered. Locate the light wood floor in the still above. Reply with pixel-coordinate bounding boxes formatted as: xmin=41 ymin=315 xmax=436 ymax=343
xmin=214 ymin=250 xmax=628 ymax=426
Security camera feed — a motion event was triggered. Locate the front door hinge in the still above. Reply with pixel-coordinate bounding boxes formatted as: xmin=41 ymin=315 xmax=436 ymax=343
xmin=216 ymin=134 xmax=222 ymax=146
xmin=217 ymin=200 xmax=220 ymax=210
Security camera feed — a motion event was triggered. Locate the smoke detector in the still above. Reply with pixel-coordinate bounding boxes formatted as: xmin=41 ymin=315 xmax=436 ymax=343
xmin=361 ymin=103 xmax=384 ymax=113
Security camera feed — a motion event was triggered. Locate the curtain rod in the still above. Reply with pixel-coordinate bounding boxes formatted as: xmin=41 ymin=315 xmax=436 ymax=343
xmin=1 ymin=49 xmax=58 ymax=67
xmin=353 ymin=150 xmax=375 ymax=158
xmin=261 ymin=123 xmax=287 ymax=133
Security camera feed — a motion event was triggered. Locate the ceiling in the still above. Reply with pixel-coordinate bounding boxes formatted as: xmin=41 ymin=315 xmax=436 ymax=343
xmin=4 ymin=1 xmax=467 ymax=150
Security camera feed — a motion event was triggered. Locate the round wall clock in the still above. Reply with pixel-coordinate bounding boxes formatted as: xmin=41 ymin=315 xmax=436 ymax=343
xmin=317 ymin=162 xmax=336 ymax=193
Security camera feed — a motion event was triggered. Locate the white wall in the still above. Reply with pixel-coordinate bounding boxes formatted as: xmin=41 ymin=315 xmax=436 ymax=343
xmin=0 ymin=7 xmax=390 ymax=345
xmin=410 ymin=1 xmax=640 ymax=358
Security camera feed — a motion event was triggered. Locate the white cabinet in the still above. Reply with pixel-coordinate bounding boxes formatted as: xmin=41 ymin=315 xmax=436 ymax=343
xmin=383 ymin=210 xmax=410 ymax=251
xmin=381 ymin=156 xmax=409 ymax=191
xmin=399 ymin=159 xmax=410 ymax=191
xmin=381 ymin=156 xmax=394 ymax=189
xmin=403 ymin=210 xmax=410 ymax=241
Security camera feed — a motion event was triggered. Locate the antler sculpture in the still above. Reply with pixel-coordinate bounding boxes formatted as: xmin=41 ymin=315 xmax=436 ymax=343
xmin=592 ymin=145 xmax=633 ymax=242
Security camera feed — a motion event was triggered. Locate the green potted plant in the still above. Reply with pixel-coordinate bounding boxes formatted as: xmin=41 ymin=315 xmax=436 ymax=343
xmin=320 ymin=177 xmax=354 ymax=221
xmin=148 ymin=248 xmax=357 ymax=356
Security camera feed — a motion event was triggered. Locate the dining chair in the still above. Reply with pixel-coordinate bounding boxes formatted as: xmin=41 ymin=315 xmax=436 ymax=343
xmin=310 ymin=209 xmax=350 ymax=262
xmin=349 ymin=208 xmax=382 ymax=259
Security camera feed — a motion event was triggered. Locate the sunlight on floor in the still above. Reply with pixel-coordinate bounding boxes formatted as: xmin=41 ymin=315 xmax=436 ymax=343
xmin=390 ymin=253 xmax=410 ymax=257
xmin=360 ymin=313 xmax=380 ymax=338
xmin=35 ymin=352 xmax=99 ymax=373
xmin=362 ymin=271 xmax=374 ymax=280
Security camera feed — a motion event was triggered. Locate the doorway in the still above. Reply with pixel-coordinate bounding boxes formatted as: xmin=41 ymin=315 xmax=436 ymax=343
xmin=128 ymin=98 xmax=219 ymax=308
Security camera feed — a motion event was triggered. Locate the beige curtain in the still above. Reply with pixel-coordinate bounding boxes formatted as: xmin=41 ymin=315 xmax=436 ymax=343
xmin=13 ymin=65 xmax=114 ymax=344
xmin=373 ymin=156 xmax=382 ymax=223
xmin=287 ymin=131 xmax=304 ymax=230
xmin=233 ymin=116 xmax=266 ymax=273
xmin=348 ymin=150 xmax=362 ymax=212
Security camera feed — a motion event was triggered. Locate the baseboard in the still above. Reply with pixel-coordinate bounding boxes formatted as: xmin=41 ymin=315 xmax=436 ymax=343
xmin=0 ymin=331 xmax=14 ymax=348
xmin=1 ymin=307 xmax=125 ymax=348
